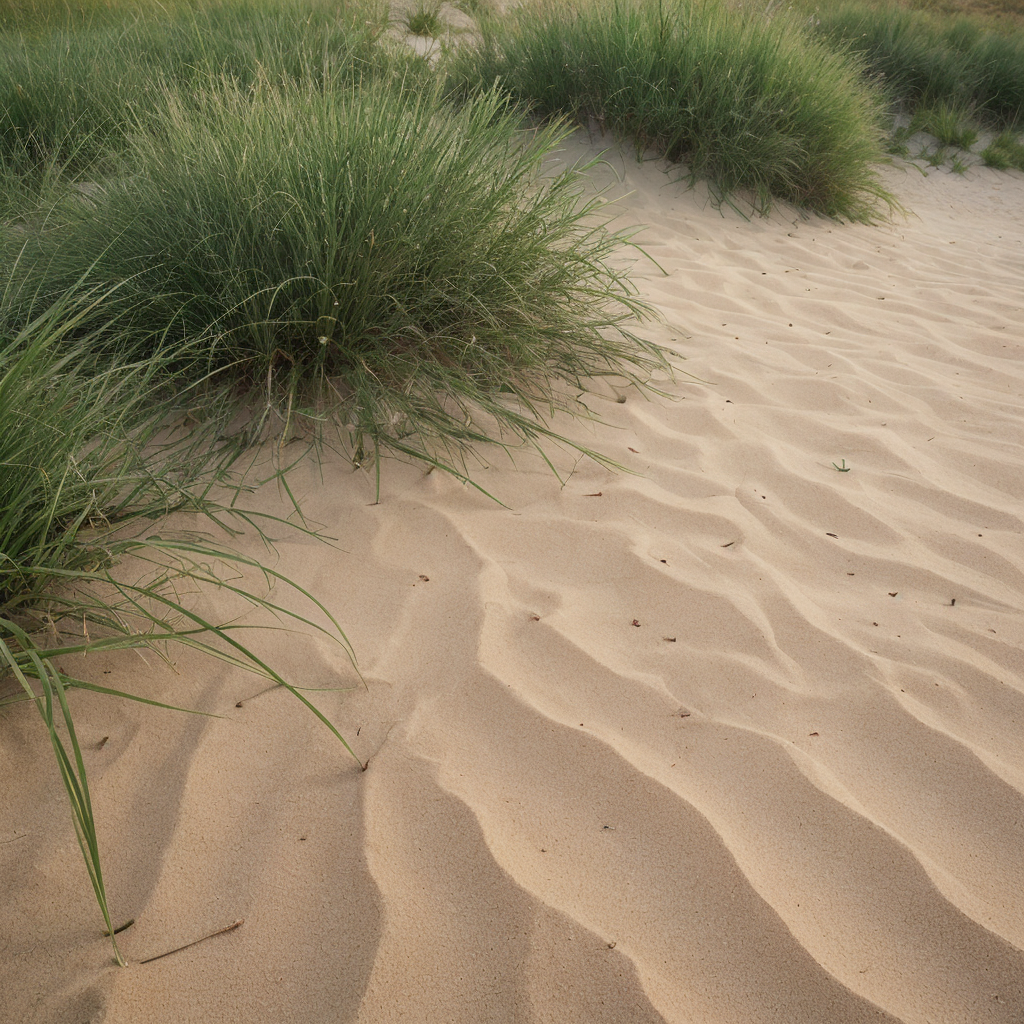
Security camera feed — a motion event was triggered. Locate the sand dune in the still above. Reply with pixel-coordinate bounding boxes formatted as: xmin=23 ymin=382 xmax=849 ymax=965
xmin=2 ymin=138 xmax=1023 ymax=1023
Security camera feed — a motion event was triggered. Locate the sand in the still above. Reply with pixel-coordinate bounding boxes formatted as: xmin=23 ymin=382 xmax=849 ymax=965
xmin=2 ymin=140 xmax=1023 ymax=1023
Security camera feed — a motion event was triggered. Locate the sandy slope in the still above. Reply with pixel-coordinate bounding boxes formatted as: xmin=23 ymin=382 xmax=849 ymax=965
xmin=2 ymin=140 xmax=1023 ymax=1024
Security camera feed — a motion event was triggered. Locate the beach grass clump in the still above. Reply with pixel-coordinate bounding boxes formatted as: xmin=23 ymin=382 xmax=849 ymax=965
xmin=452 ymin=0 xmax=896 ymax=221
xmin=0 ymin=0 xmax=404 ymax=178
xmin=808 ymin=3 xmax=1024 ymax=127
xmin=4 ymin=75 xmax=663 ymax=479
xmin=981 ymin=128 xmax=1024 ymax=167
xmin=910 ymin=101 xmax=980 ymax=147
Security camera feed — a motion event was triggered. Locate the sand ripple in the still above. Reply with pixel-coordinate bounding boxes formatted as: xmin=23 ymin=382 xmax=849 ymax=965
xmin=2 ymin=139 xmax=1023 ymax=1022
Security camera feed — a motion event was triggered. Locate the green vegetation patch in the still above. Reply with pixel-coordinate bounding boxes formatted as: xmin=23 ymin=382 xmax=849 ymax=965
xmin=4 ymin=74 xmax=664 ymax=482
xmin=910 ymin=100 xmax=980 ymax=146
xmin=0 ymin=0 xmax=405 ymax=177
xmin=981 ymin=127 xmax=1024 ymax=166
xmin=405 ymin=1 xmax=446 ymax=36
xmin=452 ymin=0 xmax=897 ymax=221
xmin=1 ymin=0 xmax=671 ymax=963
xmin=809 ymin=3 xmax=1024 ymax=127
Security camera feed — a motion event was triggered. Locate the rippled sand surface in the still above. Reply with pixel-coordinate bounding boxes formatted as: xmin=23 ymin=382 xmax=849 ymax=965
xmin=3 ymin=141 xmax=1022 ymax=1023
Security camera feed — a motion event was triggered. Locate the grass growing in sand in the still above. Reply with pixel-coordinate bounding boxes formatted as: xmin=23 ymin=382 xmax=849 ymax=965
xmin=450 ymin=0 xmax=898 ymax=221
xmin=0 ymin=0 xmax=404 ymax=178
xmin=1 ymin=0 xmax=665 ymax=961
xmin=981 ymin=127 xmax=1024 ymax=166
xmin=404 ymin=1 xmax=445 ymax=36
xmin=0 ymin=279 xmax=362 ymax=965
xmin=3 ymin=76 xmax=663 ymax=479
xmin=9 ymin=0 xmax=1019 ymax=968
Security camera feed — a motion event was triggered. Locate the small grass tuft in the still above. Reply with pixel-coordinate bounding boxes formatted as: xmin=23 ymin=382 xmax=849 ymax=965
xmin=405 ymin=1 xmax=445 ymax=37
xmin=911 ymin=102 xmax=980 ymax=148
xmin=981 ymin=128 xmax=1024 ymax=168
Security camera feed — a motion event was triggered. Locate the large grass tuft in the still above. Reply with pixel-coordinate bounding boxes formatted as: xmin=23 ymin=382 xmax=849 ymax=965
xmin=5 ymin=75 xmax=664 ymax=481
xmin=450 ymin=0 xmax=898 ymax=221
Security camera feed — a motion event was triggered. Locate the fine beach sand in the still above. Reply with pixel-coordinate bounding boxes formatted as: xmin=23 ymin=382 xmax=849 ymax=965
xmin=2 ymin=138 xmax=1023 ymax=1023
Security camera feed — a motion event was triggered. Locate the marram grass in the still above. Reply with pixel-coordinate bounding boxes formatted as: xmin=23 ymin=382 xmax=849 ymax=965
xmin=0 ymin=0 xmax=407 ymax=177
xmin=6 ymin=75 xmax=666 ymax=485
xmin=808 ymin=2 xmax=1024 ymax=127
xmin=450 ymin=0 xmax=898 ymax=221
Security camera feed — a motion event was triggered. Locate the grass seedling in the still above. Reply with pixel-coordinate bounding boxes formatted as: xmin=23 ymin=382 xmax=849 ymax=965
xmin=832 ymin=459 xmax=851 ymax=471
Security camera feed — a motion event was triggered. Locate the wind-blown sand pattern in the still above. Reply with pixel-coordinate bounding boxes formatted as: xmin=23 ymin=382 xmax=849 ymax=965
xmin=2 ymin=139 xmax=1023 ymax=1023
